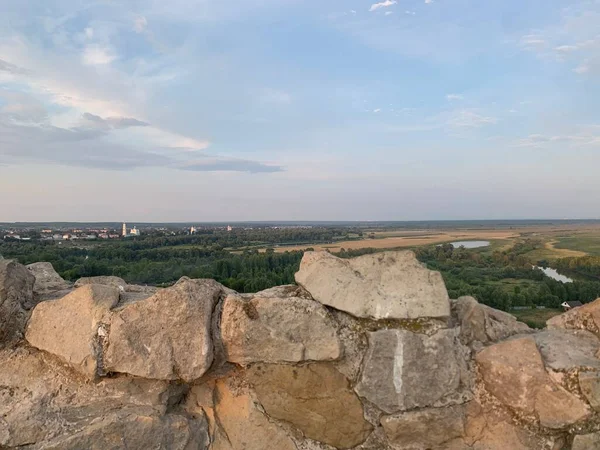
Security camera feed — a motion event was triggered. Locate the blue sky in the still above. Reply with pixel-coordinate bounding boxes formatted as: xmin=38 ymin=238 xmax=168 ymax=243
xmin=1 ymin=0 xmax=599 ymax=221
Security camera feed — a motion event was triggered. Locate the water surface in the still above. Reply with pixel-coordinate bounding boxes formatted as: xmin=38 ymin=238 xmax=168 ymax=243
xmin=535 ymin=266 xmax=573 ymax=283
xmin=450 ymin=240 xmax=490 ymax=249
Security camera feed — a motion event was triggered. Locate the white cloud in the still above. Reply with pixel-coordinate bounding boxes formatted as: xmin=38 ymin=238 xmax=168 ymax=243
xmin=82 ymin=46 xmax=116 ymax=66
xmin=369 ymin=0 xmax=397 ymax=12
xmin=373 ymin=108 xmax=381 ymax=113
xmin=134 ymin=16 xmax=148 ymax=34
xmin=350 ymin=10 xmax=357 ymax=15
xmin=425 ymin=0 xmax=433 ymax=4
xmin=385 ymin=11 xmax=393 ymax=16
xmin=405 ymin=10 xmax=416 ymax=15
xmin=84 ymin=27 xmax=94 ymax=39
xmin=446 ymin=94 xmax=463 ymax=101
xmin=447 ymin=109 xmax=497 ymax=128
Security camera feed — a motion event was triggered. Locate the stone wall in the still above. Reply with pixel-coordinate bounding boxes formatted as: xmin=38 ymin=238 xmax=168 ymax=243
xmin=1 ymin=252 xmax=600 ymax=449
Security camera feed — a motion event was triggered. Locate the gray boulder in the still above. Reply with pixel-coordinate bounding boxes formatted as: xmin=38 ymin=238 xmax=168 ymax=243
xmin=355 ymin=328 xmax=461 ymax=413
xmin=295 ymin=251 xmax=450 ymax=320
xmin=0 ymin=260 xmax=35 ymax=348
xmin=220 ymin=294 xmax=341 ymax=365
xmin=104 ymin=279 xmax=224 ymax=382
xmin=26 ymin=262 xmax=71 ymax=300
xmin=26 ymin=284 xmax=120 ymax=378
xmin=452 ymin=296 xmax=531 ymax=346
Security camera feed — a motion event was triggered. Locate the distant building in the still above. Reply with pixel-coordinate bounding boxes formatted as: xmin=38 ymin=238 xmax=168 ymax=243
xmin=227 ymin=225 xmax=233 ymax=232
xmin=562 ymin=301 xmax=583 ymax=311
xmin=122 ymin=223 xmax=128 ymax=237
xmin=190 ymin=226 xmax=197 ymax=235
xmin=130 ymin=227 xmax=140 ymax=236
xmin=63 ymin=234 xmax=70 ymax=240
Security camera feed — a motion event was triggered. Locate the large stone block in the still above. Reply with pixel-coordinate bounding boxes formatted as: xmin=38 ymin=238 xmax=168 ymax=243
xmin=381 ymin=405 xmax=466 ymax=449
xmin=295 ymin=251 xmax=450 ymax=320
xmin=104 ymin=279 xmax=223 ymax=382
xmin=213 ymin=378 xmax=297 ymax=450
xmin=355 ymin=328 xmax=461 ymax=413
xmin=573 ymin=432 xmax=600 ymax=450
xmin=452 ymin=296 xmax=530 ymax=346
xmin=533 ymin=329 xmax=600 ymax=371
xmin=26 ymin=284 xmax=119 ymax=377
xmin=249 ymin=363 xmax=372 ymax=448
xmin=220 ymin=294 xmax=341 ymax=365
xmin=476 ymin=336 xmax=590 ymax=428
xmin=0 ymin=260 xmax=34 ymax=347
xmin=26 ymin=262 xmax=71 ymax=300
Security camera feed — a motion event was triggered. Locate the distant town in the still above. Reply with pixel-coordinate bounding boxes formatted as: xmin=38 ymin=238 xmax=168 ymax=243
xmin=0 ymin=222 xmax=318 ymax=242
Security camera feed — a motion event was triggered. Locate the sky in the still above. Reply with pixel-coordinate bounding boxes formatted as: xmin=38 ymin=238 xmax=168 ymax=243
xmin=1 ymin=0 xmax=599 ymax=222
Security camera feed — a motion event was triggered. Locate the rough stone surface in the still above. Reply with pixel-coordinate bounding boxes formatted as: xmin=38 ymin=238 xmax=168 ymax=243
xmin=476 ymin=336 xmax=590 ymax=428
xmin=105 ymin=279 xmax=223 ymax=381
xmin=75 ymin=275 xmax=129 ymax=289
xmin=249 ymin=363 xmax=373 ymax=448
xmin=573 ymin=432 xmax=600 ymax=450
xmin=381 ymin=405 xmax=466 ymax=449
xmin=579 ymin=371 xmax=600 ymax=411
xmin=534 ymin=329 xmax=600 ymax=371
xmin=355 ymin=328 xmax=461 ymax=413
xmin=0 ymin=260 xmax=35 ymax=347
xmin=30 ymin=408 xmax=209 ymax=450
xmin=26 ymin=262 xmax=71 ymax=300
xmin=547 ymin=298 xmax=600 ymax=335
xmin=212 ymin=377 xmax=297 ymax=450
xmin=26 ymin=284 xmax=119 ymax=377
xmin=295 ymin=251 xmax=450 ymax=320
xmin=0 ymin=346 xmax=195 ymax=448
xmin=452 ymin=296 xmax=531 ymax=346
xmin=220 ymin=294 xmax=341 ymax=365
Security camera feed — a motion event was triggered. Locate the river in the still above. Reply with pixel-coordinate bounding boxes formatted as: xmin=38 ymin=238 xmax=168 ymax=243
xmin=535 ymin=266 xmax=574 ymax=283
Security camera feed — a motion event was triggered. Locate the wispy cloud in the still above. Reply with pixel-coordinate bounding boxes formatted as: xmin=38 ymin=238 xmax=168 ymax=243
xmin=82 ymin=46 xmax=116 ymax=66
xmin=446 ymin=94 xmax=463 ymax=101
xmin=369 ymin=0 xmax=397 ymax=12
xmin=133 ymin=16 xmax=148 ymax=34
xmin=446 ymin=109 xmax=497 ymax=128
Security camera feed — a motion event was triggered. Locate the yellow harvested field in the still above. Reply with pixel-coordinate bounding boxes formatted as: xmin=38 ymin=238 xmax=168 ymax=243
xmin=268 ymin=230 xmax=520 ymax=253
xmin=544 ymin=240 xmax=587 ymax=258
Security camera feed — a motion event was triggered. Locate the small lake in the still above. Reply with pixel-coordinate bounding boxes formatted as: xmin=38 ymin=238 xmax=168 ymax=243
xmin=535 ymin=266 xmax=573 ymax=283
xmin=450 ymin=240 xmax=490 ymax=249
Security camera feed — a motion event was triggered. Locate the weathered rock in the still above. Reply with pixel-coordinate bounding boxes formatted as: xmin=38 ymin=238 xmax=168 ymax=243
xmin=0 ymin=260 xmax=34 ymax=347
xmin=464 ymin=401 xmax=554 ymax=450
xmin=534 ymin=329 xmax=600 ymax=371
xmin=104 ymin=279 xmax=222 ymax=381
xmin=547 ymin=298 xmax=600 ymax=335
xmin=573 ymin=432 xmax=600 ymax=450
xmin=0 ymin=346 xmax=194 ymax=448
xmin=476 ymin=336 xmax=590 ymax=428
xmin=26 ymin=284 xmax=119 ymax=377
xmin=579 ymin=371 xmax=600 ymax=411
xmin=75 ymin=275 xmax=128 ymax=289
xmin=26 ymin=262 xmax=71 ymax=300
xmin=240 ymin=284 xmax=311 ymax=299
xmin=295 ymin=251 xmax=450 ymax=320
xmin=29 ymin=408 xmax=209 ymax=450
xmin=381 ymin=405 xmax=466 ymax=449
xmin=212 ymin=377 xmax=297 ymax=450
xmin=249 ymin=363 xmax=372 ymax=448
xmin=452 ymin=296 xmax=531 ymax=346
xmin=220 ymin=294 xmax=341 ymax=365
xmin=355 ymin=328 xmax=461 ymax=413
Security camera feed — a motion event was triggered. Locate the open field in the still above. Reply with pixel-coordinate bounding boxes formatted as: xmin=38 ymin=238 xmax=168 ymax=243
xmin=554 ymin=233 xmax=600 ymax=257
xmin=510 ymin=308 xmax=563 ymax=329
xmin=266 ymin=230 xmax=521 ymax=253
